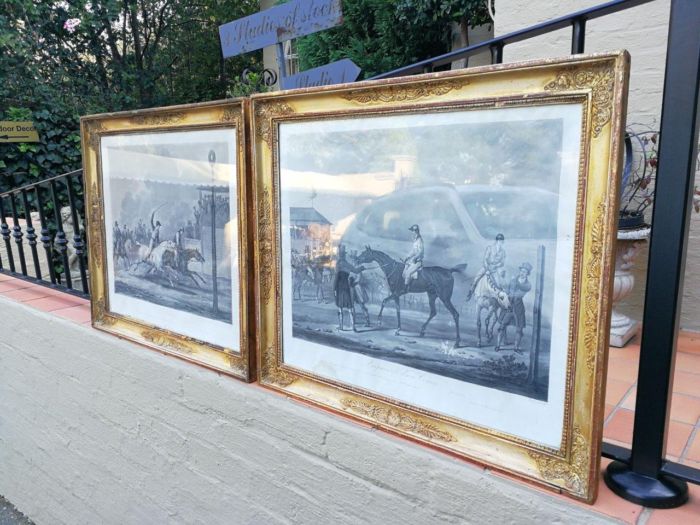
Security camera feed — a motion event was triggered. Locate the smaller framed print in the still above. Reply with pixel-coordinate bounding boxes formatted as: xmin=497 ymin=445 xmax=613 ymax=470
xmin=81 ymin=100 xmax=252 ymax=380
xmin=252 ymin=52 xmax=630 ymax=501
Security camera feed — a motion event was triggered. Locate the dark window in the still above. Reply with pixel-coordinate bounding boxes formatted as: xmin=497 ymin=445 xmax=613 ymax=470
xmin=459 ymin=190 xmax=558 ymax=239
xmin=357 ymin=191 xmax=464 ymax=241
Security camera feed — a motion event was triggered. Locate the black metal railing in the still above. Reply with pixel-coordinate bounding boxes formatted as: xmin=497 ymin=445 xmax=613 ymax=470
xmin=0 ymin=169 xmax=89 ymax=296
xmin=376 ymin=0 xmax=698 ymax=509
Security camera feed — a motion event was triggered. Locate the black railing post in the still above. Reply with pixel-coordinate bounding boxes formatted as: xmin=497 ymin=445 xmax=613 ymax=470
xmin=0 ymin=197 xmax=15 ymax=273
xmin=571 ymin=17 xmax=586 ymax=54
xmin=9 ymin=192 xmax=28 ymax=276
xmin=34 ymin=185 xmax=57 ymax=285
xmin=21 ymin=189 xmax=42 ymax=279
xmin=604 ymin=0 xmax=700 ymax=508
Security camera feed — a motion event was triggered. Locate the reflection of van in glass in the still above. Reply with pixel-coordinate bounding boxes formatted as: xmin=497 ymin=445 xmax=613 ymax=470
xmin=340 ymin=185 xmax=559 ymax=308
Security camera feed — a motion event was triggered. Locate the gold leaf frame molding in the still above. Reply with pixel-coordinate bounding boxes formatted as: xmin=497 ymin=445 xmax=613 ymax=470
xmin=81 ymin=99 xmax=253 ymax=381
xmin=252 ymin=52 xmax=630 ymax=502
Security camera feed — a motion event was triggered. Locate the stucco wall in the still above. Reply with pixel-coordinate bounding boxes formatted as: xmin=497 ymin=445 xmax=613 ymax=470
xmin=494 ymin=0 xmax=700 ymax=331
xmin=0 ymin=298 xmax=617 ymax=525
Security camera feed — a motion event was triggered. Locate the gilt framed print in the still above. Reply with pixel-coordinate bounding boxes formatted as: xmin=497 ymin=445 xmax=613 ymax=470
xmin=81 ymin=100 xmax=252 ymax=380
xmin=253 ymin=52 xmax=629 ymax=501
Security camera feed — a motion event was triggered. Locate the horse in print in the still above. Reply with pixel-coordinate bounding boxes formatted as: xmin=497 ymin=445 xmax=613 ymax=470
xmin=139 ymin=240 xmax=206 ymax=288
xmin=473 ymin=270 xmax=510 ymax=347
xmin=357 ymin=246 xmax=467 ymax=346
xmin=292 ymin=264 xmax=311 ymax=301
xmin=292 ymin=262 xmax=328 ymax=302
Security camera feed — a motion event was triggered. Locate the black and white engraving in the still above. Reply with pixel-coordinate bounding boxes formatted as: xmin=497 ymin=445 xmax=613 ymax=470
xmin=102 ymin=129 xmax=239 ymax=350
xmin=280 ymin=109 xmax=572 ymax=402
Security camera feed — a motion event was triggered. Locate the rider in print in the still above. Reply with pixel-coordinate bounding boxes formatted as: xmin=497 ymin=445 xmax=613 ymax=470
xmin=466 ymin=233 xmax=506 ymax=301
xmin=402 ymin=224 xmax=424 ymax=287
xmin=144 ymin=208 xmax=162 ymax=261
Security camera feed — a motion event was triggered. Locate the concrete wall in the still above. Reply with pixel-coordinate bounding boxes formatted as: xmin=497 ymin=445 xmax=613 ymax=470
xmin=0 ymin=297 xmax=616 ymax=525
xmin=493 ymin=0 xmax=700 ymax=331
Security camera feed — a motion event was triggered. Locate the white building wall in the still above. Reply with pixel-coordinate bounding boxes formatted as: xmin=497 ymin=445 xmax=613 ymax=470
xmin=494 ymin=0 xmax=700 ymax=331
xmin=0 ymin=298 xmax=615 ymax=524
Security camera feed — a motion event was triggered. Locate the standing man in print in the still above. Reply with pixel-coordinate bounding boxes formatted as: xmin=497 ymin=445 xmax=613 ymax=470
xmin=496 ymin=262 xmax=533 ymax=353
xmin=466 ymin=233 xmax=507 ymax=301
xmin=113 ymin=221 xmax=122 ymax=251
xmin=402 ymin=224 xmax=424 ymax=287
xmin=334 ymin=244 xmax=365 ymax=331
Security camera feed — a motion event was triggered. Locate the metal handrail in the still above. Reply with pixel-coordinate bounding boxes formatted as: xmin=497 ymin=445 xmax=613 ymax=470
xmin=371 ymin=0 xmax=656 ymax=78
xmin=0 ymin=169 xmax=83 ymax=197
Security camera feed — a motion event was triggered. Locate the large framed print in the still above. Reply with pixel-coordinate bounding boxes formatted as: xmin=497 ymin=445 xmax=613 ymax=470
xmin=253 ymin=52 xmax=629 ymax=501
xmin=82 ymin=100 xmax=252 ymax=381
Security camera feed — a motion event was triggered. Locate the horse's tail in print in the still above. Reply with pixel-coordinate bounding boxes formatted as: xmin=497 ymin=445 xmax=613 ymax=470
xmin=450 ymin=263 xmax=468 ymax=274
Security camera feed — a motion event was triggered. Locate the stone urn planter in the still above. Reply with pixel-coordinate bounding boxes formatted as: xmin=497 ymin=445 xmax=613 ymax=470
xmin=609 ymin=225 xmax=651 ymax=347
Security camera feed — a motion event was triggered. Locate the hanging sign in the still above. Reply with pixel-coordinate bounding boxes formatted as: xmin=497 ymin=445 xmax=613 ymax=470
xmin=219 ymin=0 xmax=343 ymax=59
xmin=0 ymin=121 xmax=40 ymax=143
xmin=280 ymin=59 xmax=361 ymax=90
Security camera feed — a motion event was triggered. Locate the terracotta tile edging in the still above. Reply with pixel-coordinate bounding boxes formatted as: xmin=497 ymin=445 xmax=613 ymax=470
xmin=0 ymin=275 xmax=89 ymax=323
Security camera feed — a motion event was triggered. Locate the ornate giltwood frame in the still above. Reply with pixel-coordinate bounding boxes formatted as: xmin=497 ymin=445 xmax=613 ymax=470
xmin=81 ymin=100 xmax=253 ymax=381
xmin=252 ymin=52 xmax=629 ymax=501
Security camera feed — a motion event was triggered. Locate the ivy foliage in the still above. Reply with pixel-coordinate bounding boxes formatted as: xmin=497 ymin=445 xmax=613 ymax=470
xmin=0 ymin=0 xmax=261 ymax=190
xmin=295 ymin=0 xmax=491 ymax=79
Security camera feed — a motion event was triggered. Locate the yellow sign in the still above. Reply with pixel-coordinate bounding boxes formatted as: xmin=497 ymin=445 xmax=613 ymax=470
xmin=0 ymin=121 xmax=40 ymax=143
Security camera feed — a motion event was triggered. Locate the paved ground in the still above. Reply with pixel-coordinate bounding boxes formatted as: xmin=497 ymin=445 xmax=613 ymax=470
xmin=0 ymin=496 xmax=33 ymax=525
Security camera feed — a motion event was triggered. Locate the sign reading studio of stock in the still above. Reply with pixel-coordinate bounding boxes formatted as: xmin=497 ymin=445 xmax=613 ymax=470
xmin=219 ymin=0 xmax=361 ymax=89
xmin=0 ymin=121 xmax=39 ymax=143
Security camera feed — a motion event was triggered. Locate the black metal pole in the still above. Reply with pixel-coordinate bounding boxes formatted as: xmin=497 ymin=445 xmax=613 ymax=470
xmin=210 ymin=187 xmax=218 ymax=314
xmin=9 ymin=192 xmax=27 ymax=276
xmin=34 ymin=185 xmax=57 ymax=284
xmin=571 ymin=18 xmax=586 ymax=54
xmin=490 ymin=43 xmax=504 ymax=65
xmin=604 ymin=0 xmax=700 ymax=508
xmin=21 ymin=188 xmax=42 ymax=279
xmin=208 ymin=151 xmax=219 ymax=314
xmin=0 ymin=197 xmax=16 ymax=273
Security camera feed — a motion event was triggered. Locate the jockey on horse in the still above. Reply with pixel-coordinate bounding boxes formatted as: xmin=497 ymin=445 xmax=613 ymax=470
xmin=466 ymin=233 xmax=506 ymax=302
xmin=402 ymin=224 xmax=424 ymax=288
xmin=143 ymin=205 xmax=166 ymax=261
